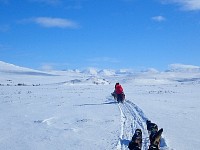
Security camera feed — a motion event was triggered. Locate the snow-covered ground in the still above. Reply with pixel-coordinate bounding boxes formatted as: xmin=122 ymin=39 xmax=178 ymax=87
xmin=0 ymin=61 xmax=200 ymax=150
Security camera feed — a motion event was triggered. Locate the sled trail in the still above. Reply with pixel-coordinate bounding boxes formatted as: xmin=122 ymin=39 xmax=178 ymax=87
xmin=116 ymin=100 xmax=171 ymax=150
xmin=116 ymin=100 xmax=149 ymax=150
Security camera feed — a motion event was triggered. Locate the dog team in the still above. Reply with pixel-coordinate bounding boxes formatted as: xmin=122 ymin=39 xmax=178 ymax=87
xmin=111 ymin=83 xmax=164 ymax=150
xmin=128 ymin=120 xmax=163 ymax=150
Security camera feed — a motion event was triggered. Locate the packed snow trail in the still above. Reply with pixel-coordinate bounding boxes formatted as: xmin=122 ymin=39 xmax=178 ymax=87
xmin=116 ymin=100 xmax=149 ymax=150
xmin=116 ymin=100 xmax=171 ymax=150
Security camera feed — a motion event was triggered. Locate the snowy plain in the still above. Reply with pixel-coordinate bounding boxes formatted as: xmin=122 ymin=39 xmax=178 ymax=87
xmin=0 ymin=61 xmax=200 ymax=150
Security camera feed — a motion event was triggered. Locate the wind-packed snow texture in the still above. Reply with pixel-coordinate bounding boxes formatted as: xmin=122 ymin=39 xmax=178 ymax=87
xmin=0 ymin=61 xmax=200 ymax=150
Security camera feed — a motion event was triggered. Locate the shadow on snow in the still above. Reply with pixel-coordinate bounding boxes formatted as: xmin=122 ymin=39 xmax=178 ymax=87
xmin=75 ymin=101 xmax=117 ymax=107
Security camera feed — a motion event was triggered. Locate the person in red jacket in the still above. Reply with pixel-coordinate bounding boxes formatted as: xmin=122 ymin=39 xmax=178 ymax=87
xmin=115 ymin=83 xmax=123 ymax=94
xmin=112 ymin=83 xmax=125 ymax=102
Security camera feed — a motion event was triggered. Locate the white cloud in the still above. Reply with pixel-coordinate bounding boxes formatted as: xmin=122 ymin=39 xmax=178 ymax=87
xmin=40 ymin=64 xmax=54 ymax=71
xmin=39 ymin=62 xmax=70 ymax=71
xmin=151 ymin=16 xmax=166 ymax=22
xmin=161 ymin=0 xmax=200 ymax=11
xmin=31 ymin=17 xmax=79 ymax=28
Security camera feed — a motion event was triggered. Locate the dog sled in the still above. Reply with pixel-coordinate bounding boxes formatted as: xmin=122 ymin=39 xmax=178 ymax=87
xmin=111 ymin=92 xmax=125 ymax=103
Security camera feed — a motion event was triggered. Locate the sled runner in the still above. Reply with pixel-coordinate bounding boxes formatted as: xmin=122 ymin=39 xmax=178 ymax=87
xmin=116 ymin=93 xmax=125 ymax=103
xmin=111 ymin=92 xmax=125 ymax=103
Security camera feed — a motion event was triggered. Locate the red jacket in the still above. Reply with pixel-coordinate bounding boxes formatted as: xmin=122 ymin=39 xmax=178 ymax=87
xmin=115 ymin=84 xmax=123 ymax=94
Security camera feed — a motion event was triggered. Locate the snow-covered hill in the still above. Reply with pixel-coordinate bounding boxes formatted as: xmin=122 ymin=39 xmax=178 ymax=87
xmin=0 ymin=61 xmax=200 ymax=150
xmin=0 ymin=61 xmax=54 ymax=76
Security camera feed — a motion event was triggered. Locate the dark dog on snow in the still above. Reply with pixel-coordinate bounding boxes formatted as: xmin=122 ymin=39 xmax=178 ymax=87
xmin=128 ymin=129 xmax=142 ymax=150
xmin=146 ymin=120 xmax=163 ymax=150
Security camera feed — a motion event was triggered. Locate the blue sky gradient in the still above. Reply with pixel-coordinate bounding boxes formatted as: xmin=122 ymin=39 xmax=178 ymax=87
xmin=0 ymin=0 xmax=200 ymax=70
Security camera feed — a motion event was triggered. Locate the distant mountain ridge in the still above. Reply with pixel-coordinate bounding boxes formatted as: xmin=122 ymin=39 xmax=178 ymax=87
xmin=1 ymin=61 xmax=200 ymax=76
xmin=167 ymin=64 xmax=200 ymax=73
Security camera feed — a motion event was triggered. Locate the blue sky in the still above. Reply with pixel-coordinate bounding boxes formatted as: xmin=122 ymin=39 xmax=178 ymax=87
xmin=0 ymin=0 xmax=200 ymax=70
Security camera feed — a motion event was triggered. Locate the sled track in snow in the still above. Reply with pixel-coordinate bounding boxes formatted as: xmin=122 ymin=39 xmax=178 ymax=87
xmin=116 ymin=100 xmax=149 ymax=150
xmin=116 ymin=100 xmax=170 ymax=150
